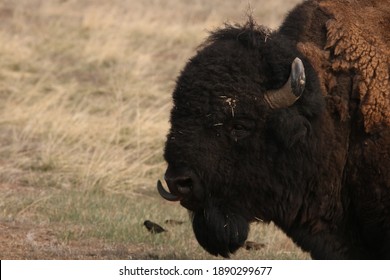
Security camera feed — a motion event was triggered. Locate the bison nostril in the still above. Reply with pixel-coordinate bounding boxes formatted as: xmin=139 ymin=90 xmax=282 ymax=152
xmin=166 ymin=176 xmax=193 ymax=195
xmin=177 ymin=178 xmax=192 ymax=194
xmin=178 ymin=187 xmax=191 ymax=194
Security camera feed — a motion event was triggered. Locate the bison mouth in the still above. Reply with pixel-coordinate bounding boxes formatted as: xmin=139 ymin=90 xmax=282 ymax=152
xmin=157 ymin=165 xmax=205 ymax=211
xmin=156 ymin=179 xmax=204 ymax=211
xmin=156 ymin=165 xmax=249 ymax=257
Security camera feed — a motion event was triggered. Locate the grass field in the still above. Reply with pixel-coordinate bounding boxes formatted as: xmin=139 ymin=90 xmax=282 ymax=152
xmin=0 ymin=0 xmax=309 ymax=259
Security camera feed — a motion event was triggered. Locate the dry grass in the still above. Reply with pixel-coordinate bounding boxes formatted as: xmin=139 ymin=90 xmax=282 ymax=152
xmin=0 ymin=0 xmax=309 ymax=259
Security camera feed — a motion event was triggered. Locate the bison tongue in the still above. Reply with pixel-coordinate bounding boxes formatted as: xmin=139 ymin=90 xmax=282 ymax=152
xmin=191 ymin=206 xmax=249 ymax=258
xmin=157 ymin=180 xmax=181 ymax=201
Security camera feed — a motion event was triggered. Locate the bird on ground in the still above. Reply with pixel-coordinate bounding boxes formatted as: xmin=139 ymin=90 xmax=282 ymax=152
xmin=164 ymin=219 xmax=185 ymax=225
xmin=244 ymin=241 xmax=266 ymax=251
xmin=143 ymin=220 xmax=166 ymax=234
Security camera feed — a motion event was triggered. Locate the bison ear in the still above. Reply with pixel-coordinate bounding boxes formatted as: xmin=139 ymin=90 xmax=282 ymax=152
xmin=267 ymin=110 xmax=311 ymax=149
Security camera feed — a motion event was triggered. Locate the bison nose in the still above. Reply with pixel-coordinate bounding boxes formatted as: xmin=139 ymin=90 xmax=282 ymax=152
xmin=165 ymin=175 xmax=193 ymax=196
xmin=164 ymin=165 xmax=204 ymax=206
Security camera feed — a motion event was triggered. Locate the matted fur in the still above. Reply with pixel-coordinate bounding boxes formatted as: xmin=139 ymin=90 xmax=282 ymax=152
xmin=303 ymin=0 xmax=390 ymax=132
xmin=322 ymin=0 xmax=390 ymax=132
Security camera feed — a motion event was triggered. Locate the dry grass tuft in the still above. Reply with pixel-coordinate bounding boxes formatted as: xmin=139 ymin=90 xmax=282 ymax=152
xmin=0 ymin=0 xmax=308 ymax=259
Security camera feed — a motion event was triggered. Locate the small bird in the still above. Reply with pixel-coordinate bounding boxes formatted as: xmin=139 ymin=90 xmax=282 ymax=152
xmin=143 ymin=220 xmax=166 ymax=234
xmin=244 ymin=241 xmax=266 ymax=251
xmin=164 ymin=219 xmax=185 ymax=225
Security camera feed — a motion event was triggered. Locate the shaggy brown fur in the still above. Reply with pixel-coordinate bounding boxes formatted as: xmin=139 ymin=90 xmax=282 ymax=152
xmin=299 ymin=0 xmax=390 ymax=132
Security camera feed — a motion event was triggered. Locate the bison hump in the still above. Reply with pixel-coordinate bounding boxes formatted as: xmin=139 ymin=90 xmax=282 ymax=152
xmin=321 ymin=0 xmax=390 ymax=133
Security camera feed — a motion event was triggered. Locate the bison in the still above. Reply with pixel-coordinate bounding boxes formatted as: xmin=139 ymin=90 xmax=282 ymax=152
xmin=157 ymin=0 xmax=390 ymax=259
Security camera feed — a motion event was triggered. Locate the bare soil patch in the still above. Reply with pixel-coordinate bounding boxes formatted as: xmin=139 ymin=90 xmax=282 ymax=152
xmin=0 ymin=221 xmax=154 ymax=260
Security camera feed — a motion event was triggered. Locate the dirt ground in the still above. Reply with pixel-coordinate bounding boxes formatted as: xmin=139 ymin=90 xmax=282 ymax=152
xmin=0 ymin=221 xmax=154 ymax=260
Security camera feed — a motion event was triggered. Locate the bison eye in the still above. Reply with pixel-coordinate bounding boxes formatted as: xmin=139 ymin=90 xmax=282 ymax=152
xmin=229 ymin=119 xmax=255 ymax=141
xmin=233 ymin=124 xmax=246 ymax=131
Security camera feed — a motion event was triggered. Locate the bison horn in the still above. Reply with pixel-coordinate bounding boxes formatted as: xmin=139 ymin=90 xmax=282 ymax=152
xmin=157 ymin=180 xmax=181 ymax=201
xmin=264 ymin=57 xmax=306 ymax=109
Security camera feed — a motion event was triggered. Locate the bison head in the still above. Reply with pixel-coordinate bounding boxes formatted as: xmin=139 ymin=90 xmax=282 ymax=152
xmin=157 ymin=21 xmax=324 ymax=257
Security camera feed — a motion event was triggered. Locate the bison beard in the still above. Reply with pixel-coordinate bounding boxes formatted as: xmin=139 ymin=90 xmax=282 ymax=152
xmin=191 ymin=204 xmax=249 ymax=258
